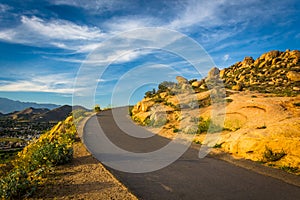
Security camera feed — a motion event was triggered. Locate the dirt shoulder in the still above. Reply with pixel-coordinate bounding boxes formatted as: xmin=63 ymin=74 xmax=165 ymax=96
xmin=26 ymin=139 xmax=138 ymax=200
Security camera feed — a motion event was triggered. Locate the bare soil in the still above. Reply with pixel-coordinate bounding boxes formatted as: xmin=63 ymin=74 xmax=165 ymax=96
xmin=26 ymin=139 xmax=138 ymax=200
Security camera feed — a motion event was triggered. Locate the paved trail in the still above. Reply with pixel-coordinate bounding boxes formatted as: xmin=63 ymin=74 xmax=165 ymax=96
xmin=83 ymin=108 xmax=300 ymax=200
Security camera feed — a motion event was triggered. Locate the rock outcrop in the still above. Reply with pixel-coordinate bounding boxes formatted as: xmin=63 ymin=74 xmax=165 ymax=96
xmin=207 ymin=67 xmax=220 ymax=80
xmin=176 ymin=76 xmax=188 ymax=84
xmin=130 ymin=49 xmax=300 ymax=173
xmin=287 ymin=71 xmax=300 ymax=82
xmin=221 ymin=50 xmax=300 ymax=95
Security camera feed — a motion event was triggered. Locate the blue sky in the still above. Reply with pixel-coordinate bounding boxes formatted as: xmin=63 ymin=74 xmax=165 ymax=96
xmin=0 ymin=0 xmax=299 ymax=108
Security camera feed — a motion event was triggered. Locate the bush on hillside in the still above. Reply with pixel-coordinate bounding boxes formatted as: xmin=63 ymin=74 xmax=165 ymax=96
xmin=0 ymin=116 xmax=76 ymax=199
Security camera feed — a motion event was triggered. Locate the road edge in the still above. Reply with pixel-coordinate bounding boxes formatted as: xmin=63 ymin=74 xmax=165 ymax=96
xmin=209 ymin=148 xmax=300 ymax=187
xmin=76 ymin=113 xmax=139 ymax=200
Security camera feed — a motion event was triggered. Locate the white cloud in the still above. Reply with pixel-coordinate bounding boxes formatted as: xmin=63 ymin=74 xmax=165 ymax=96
xmin=0 ymin=3 xmax=10 ymax=13
xmin=168 ymin=0 xmax=225 ymax=30
xmin=104 ymin=17 xmax=156 ymax=33
xmin=51 ymin=0 xmax=126 ymax=13
xmin=50 ymin=42 xmax=68 ymax=49
xmin=77 ymin=43 xmax=102 ymax=53
xmin=0 ymin=16 xmax=106 ymax=51
xmin=46 ymin=49 xmax=147 ymax=64
xmin=223 ymin=54 xmax=230 ymax=62
xmin=0 ymin=74 xmax=75 ymax=94
xmin=0 ymin=1 xmax=295 ymax=55
xmin=0 ymin=30 xmax=16 ymax=41
xmin=20 ymin=16 xmax=104 ymax=40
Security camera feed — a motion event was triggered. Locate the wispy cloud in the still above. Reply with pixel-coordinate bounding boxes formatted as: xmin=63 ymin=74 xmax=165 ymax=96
xmin=20 ymin=16 xmax=104 ymax=40
xmin=0 ymin=1 xmax=295 ymax=55
xmin=104 ymin=17 xmax=157 ymax=33
xmin=168 ymin=0 xmax=225 ymax=30
xmin=0 ymin=16 xmax=105 ymax=51
xmin=0 ymin=74 xmax=74 ymax=94
xmin=51 ymin=0 xmax=127 ymax=13
xmin=223 ymin=54 xmax=230 ymax=62
xmin=0 ymin=3 xmax=11 ymax=13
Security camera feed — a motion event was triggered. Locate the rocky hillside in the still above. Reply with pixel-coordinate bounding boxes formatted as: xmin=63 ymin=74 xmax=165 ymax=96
xmin=130 ymin=49 xmax=300 ymax=173
xmin=220 ymin=50 xmax=300 ymax=95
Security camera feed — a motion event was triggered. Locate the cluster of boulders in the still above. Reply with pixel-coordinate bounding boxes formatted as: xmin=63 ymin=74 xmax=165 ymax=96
xmin=130 ymin=50 xmax=300 ymax=171
xmin=131 ymin=49 xmax=300 ymax=126
xmin=220 ymin=50 xmax=300 ymax=94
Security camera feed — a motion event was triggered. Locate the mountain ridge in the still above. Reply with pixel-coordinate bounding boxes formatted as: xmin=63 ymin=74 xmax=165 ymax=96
xmin=9 ymin=107 xmax=50 ymax=121
xmin=1 ymin=105 xmax=91 ymax=122
xmin=0 ymin=97 xmax=60 ymax=114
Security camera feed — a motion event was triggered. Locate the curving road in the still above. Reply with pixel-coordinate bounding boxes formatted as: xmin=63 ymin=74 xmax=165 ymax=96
xmin=83 ymin=108 xmax=300 ymax=200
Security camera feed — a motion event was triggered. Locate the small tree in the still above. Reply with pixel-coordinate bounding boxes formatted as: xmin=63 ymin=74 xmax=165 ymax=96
xmin=144 ymin=88 xmax=156 ymax=98
xmin=94 ymin=104 xmax=101 ymax=113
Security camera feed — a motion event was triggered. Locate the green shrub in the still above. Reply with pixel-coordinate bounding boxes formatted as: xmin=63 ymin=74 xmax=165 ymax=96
xmin=197 ymin=118 xmax=223 ymax=134
xmin=0 ymin=168 xmax=33 ymax=199
xmin=293 ymin=102 xmax=300 ymax=107
xmin=193 ymin=140 xmax=201 ymax=145
xmin=144 ymin=118 xmax=155 ymax=127
xmin=280 ymin=165 xmax=299 ymax=173
xmin=0 ymin=117 xmax=76 ymax=199
xmin=213 ymin=142 xmax=224 ymax=148
xmin=94 ymin=105 xmax=101 ymax=113
xmin=144 ymin=88 xmax=156 ymax=98
xmin=164 ymin=101 xmax=176 ymax=108
xmin=198 ymin=118 xmax=210 ymax=133
xmin=128 ymin=106 xmax=134 ymax=116
xmin=158 ymin=81 xmax=177 ymax=93
xmin=263 ymin=146 xmax=286 ymax=162
xmin=154 ymin=97 xmax=164 ymax=103
xmin=173 ymin=128 xmax=180 ymax=133
xmin=157 ymin=83 xmax=168 ymax=93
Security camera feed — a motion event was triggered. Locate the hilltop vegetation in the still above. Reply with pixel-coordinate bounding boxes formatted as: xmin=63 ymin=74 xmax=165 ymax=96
xmin=131 ymin=49 xmax=300 ymax=174
xmin=0 ymin=116 xmax=76 ymax=199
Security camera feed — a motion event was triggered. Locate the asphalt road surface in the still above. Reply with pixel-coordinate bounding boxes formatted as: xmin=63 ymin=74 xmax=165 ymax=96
xmin=83 ymin=108 xmax=300 ymax=200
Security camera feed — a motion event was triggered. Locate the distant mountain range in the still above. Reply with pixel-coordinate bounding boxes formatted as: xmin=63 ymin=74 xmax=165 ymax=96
xmin=0 ymin=97 xmax=60 ymax=114
xmin=0 ymin=105 xmax=90 ymax=122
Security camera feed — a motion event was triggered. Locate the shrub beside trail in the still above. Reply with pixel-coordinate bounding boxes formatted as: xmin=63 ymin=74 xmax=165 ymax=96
xmin=0 ymin=116 xmax=76 ymax=199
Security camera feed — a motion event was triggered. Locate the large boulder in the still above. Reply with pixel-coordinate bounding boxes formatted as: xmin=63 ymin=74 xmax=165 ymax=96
xmin=242 ymin=56 xmax=254 ymax=65
xmin=260 ymin=50 xmax=280 ymax=60
xmin=149 ymin=105 xmax=168 ymax=127
xmin=287 ymin=71 xmax=300 ymax=82
xmin=176 ymin=76 xmax=188 ymax=84
xmin=131 ymin=100 xmax=155 ymax=115
xmin=219 ymin=69 xmax=225 ymax=78
xmin=232 ymin=82 xmax=243 ymax=91
xmin=191 ymin=81 xmax=202 ymax=87
xmin=207 ymin=67 xmax=220 ymax=80
xmin=133 ymin=112 xmax=151 ymax=123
